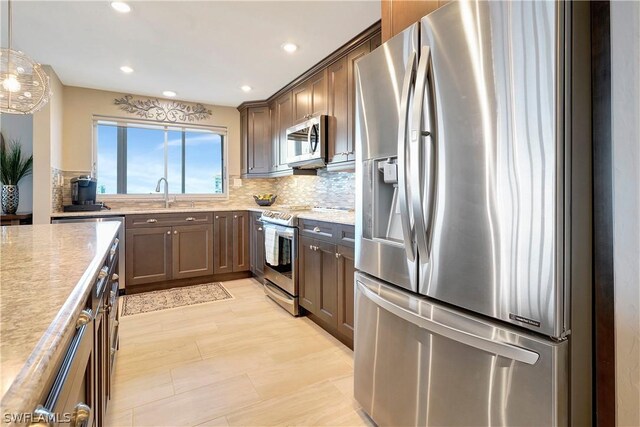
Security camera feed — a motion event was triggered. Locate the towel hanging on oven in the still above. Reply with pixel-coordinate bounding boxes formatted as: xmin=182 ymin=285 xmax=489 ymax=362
xmin=264 ymin=225 xmax=279 ymax=266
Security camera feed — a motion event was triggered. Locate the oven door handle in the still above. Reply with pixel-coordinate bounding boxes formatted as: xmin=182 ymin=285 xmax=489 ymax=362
xmin=262 ymin=223 xmax=295 ymax=238
xmin=264 ymin=281 xmax=294 ymax=304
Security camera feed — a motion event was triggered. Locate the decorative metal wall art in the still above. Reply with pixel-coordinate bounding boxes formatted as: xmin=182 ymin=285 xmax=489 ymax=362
xmin=114 ymin=95 xmax=212 ymax=122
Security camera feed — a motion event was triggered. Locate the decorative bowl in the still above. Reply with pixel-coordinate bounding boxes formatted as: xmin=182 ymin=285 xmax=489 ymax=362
xmin=253 ymin=195 xmax=277 ymax=206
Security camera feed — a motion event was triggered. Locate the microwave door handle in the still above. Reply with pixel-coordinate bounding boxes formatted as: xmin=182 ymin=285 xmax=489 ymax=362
xmin=397 ymin=50 xmax=417 ymax=263
xmin=410 ymin=46 xmax=433 ymax=261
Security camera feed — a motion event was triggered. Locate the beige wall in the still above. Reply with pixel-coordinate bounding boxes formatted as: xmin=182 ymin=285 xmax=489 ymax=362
xmin=611 ymin=2 xmax=640 ymax=426
xmin=61 ymin=86 xmax=241 ymax=175
xmin=32 ymin=66 xmax=63 ymax=224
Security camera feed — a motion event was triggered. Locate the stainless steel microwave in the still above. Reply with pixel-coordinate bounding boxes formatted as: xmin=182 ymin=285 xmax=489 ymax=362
xmin=286 ymin=115 xmax=329 ymax=169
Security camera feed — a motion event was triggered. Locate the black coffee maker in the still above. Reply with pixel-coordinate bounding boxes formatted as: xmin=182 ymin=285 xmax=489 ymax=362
xmin=63 ymin=176 xmax=103 ymax=212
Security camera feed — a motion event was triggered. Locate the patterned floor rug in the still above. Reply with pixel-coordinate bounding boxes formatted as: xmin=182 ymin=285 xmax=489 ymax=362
xmin=121 ymin=282 xmax=234 ymax=316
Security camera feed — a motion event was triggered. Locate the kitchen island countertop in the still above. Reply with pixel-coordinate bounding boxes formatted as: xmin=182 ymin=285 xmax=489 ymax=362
xmin=0 ymin=222 xmax=120 ymax=420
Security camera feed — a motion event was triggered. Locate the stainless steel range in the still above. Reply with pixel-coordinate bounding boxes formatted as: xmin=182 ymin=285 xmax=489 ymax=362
xmin=259 ymin=206 xmax=310 ymax=316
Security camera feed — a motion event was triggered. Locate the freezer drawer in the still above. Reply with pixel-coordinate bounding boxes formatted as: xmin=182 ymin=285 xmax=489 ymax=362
xmin=354 ymin=272 xmax=568 ymax=427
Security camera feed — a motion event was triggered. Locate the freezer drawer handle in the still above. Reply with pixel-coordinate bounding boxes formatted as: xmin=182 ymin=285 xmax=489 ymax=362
xmin=358 ymin=282 xmax=540 ymax=365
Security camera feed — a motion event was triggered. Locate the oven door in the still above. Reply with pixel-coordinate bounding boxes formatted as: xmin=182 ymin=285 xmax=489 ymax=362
xmin=262 ymin=222 xmax=297 ymax=296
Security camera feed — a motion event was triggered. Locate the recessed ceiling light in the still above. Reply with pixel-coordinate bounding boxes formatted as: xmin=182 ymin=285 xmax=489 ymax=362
xmin=240 ymin=85 xmax=252 ymax=92
xmin=110 ymin=2 xmax=131 ymax=13
xmin=120 ymin=65 xmax=134 ymax=74
xmin=162 ymin=90 xmax=177 ymax=98
xmin=281 ymin=43 xmax=298 ymax=53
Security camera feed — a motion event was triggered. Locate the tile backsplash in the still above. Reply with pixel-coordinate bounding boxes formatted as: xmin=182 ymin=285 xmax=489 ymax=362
xmin=52 ymin=169 xmax=355 ymax=212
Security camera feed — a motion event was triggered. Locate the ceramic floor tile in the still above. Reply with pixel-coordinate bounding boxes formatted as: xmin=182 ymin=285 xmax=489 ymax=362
xmin=132 ymin=374 xmax=261 ymax=427
xmin=106 ymin=278 xmax=359 ymax=427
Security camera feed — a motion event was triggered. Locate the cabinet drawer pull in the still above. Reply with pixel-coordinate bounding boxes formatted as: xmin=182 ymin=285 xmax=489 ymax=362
xmin=174 ymin=230 xmax=178 ymax=234
xmin=234 ymin=215 xmax=238 ymax=218
xmin=76 ymin=309 xmax=92 ymax=329
xmin=216 ymin=215 xmax=219 ymax=219
xmin=258 ymin=227 xmax=263 ymax=231
xmin=167 ymin=230 xmax=171 ymax=235
xmin=335 ymin=252 xmax=341 ymax=258
xmin=313 ymin=226 xmax=321 ymax=232
xmin=146 ymin=218 xmax=158 ymax=223
xmin=70 ymin=402 xmax=91 ymax=427
xmin=185 ymin=217 xmax=195 ymax=221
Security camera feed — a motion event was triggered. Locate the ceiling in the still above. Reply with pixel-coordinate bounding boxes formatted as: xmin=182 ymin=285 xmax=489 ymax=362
xmin=8 ymin=1 xmax=380 ymax=107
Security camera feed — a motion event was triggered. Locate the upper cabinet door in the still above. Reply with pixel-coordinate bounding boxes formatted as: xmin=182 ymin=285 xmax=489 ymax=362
xmin=292 ymin=84 xmax=311 ymax=123
xmin=247 ymin=106 xmax=272 ymax=174
xmin=327 ymin=56 xmax=349 ymax=163
xmin=347 ymin=42 xmax=371 ymax=162
xmin=240 ymin=109 xmax=248 ymax=175
xmin=293 ymin=69 xmax=327 ymax=124
xmin=274 ymin=91 xmax=293 ymax=171
xmin=308 ymin=69 xmax=327 ymax=117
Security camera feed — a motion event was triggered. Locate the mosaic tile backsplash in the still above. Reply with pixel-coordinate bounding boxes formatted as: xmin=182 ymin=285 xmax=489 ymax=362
xmin=52 ymin=169 xmax=355 ymax=211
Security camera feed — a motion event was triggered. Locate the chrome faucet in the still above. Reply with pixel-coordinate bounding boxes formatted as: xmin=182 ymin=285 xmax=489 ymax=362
xmin=155 ymin=177 xmax=170 ymax=208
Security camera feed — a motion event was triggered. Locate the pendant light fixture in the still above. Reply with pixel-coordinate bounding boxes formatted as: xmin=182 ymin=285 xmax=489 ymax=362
xmin=1 ymin=0 xmax=50 ymax=114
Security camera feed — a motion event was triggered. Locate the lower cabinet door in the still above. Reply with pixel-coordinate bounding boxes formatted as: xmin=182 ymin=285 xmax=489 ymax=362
xmin=316 ymin=240 xmax=338 ymax=327
xmin=299 ymin=236 xmax=321 ymax=312
xmin=337 ymin=244 xmax=355 ymax=340
xmin=125 ymin=227 xmax=172 ymax=286
xmin=172 ymin=224 xmax=214 ymax=279
xmin=213 ymin=213 xmax=234 ymax=274
xmin=232 ymin=211 xmax=250 ymax=272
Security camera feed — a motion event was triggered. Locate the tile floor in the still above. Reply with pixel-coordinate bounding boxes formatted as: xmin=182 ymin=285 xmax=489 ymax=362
xmin=105 ymin=278 xmax=373 ymax=427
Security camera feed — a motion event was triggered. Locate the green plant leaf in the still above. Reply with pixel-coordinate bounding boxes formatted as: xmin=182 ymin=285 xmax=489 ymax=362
xmin=0 ymin=133 xmax=33 ymax=185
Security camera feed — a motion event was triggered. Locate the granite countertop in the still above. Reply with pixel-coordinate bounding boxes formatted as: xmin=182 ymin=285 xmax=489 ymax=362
xmin=297 ymin=210 xmax=355 ymax=226
xmin=50 ymin=206 xmax=356 ymax=225
xmin=50 ymin=205 xmax=265 ymax=218
xmin=0 ymin=222 xmax=120 ymax=420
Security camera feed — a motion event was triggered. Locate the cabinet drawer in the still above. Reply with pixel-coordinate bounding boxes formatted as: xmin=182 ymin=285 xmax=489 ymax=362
xmin=299 ymin=219 xmax=337 ymax=242
xmin=126 ymin=212 xmax=213 ymax=228
xmin=337 ymin=224 xmax=355 ymax=247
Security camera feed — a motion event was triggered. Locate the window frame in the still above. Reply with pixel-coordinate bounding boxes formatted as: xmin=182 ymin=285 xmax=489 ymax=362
xmin=92 ymin=116 xmax=228 ymax=200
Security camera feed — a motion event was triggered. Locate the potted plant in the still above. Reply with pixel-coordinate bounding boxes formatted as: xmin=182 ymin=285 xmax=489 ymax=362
xmin=0 ymin=133 xmax=33 ymax=215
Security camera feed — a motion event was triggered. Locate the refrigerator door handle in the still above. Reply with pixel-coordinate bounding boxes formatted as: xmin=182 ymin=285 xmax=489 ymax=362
xmin=397 ymin=50 xmax=417 ymax=262
xmin=410 ymin=45 xmax=435 ymax=260
xmin=358 ymin=281 xmax=540 ymax=365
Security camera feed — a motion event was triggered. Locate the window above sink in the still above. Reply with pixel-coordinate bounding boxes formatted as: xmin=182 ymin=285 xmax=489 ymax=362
xmin=93 ymin=118 xmax=227 ymax=197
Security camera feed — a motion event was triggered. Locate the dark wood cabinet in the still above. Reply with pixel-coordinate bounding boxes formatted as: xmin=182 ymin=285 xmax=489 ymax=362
xmin=299 ymin=235 xmax=322 ymax=312
xmin=232 ymin=211 xmax=250 ymax=272
xmin=381 ymin=0 xmax=446 ymax=43
xmin=299 ymin=221 xmax=355 ymax=347
xmin=327 ymin=56 xmax=349 ymax=164
xmin=213 ymin=212 xmax=234 ymax=275
xmin=345 ymin=42 xmax=371 ymax=163
xmin=247 ymin=106 xmax=272 ymax=174
xmin=272 ymin=91 xmax=293 ymax=172
xmin=172 ymin=224 xmax=214 ymax=279
xmin=299 ymin=236 xmax=338 ymax=328
xmin=250 ymin=212 xmax=265 ymax=278
xmin=214 ymin=211 xmax=250 ymax=274
xmin=240 ymin=108 xmax=248 ymax=176
xmin=126 ymin=212 xmax=218 ymax=287
xmin=336 ymin=244 xmax=355 ymax=340
xmin=293 ymin=69 xmax=327 ymax=123
xmin=126 ymin=227 xmax=172 ymax=286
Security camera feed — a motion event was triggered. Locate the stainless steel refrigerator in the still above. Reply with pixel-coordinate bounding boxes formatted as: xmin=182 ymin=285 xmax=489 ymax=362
xmin=353 ymin=1 xmax=592 ymax=426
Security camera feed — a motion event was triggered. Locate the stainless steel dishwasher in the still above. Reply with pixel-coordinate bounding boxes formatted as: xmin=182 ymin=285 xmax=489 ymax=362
xmin=51 ymin=216 xmax=126 ymax=290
